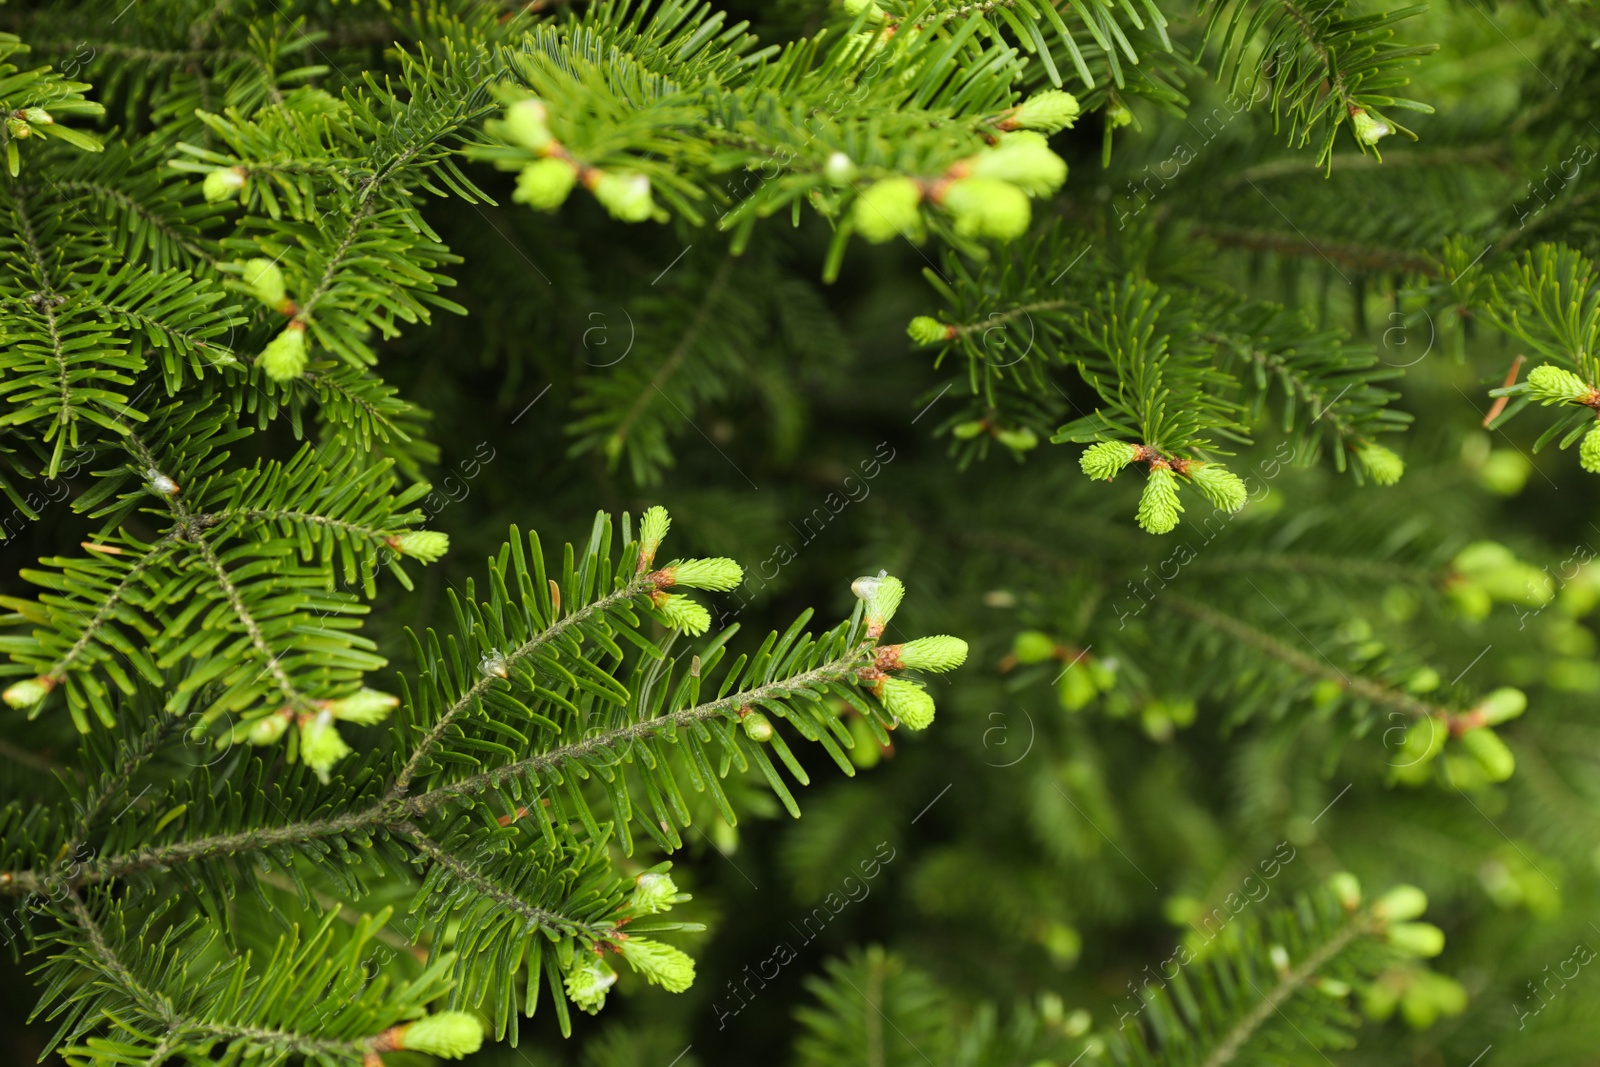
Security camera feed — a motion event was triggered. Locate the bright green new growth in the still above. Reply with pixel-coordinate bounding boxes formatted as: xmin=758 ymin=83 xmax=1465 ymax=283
xmin=853 ymin=572 xmax=905 ymax=634
xmin=514 ymin=158 xmax=577 ymax=211
xmin=259 ymin=324 xmax=308 ymax=381
xmin=298 ymin=712 xmax=352 ymax=784
xmin=503 ymin=98 xmax=552 ymax=151
xmin=1460 ymin=726 xmax=1515 ymax=780
xmin=1526 ymin=364 xmax=1592 ymax=404
xmin=1476 ymin=686 xmax=1527 ymax=724
xmin=1079 ymin=440 xmax=1139 ymax=480
xmin=2 ymin=677 xmax=47 ymax=709
xmin=202 ymin=165 xmax=244 ymax=201
xmin=1350 ymin=108 xmax=1393 ymax=146
xmin=629 ymin=870 xmax=680 ymax=914
xmin=664 ymin=557 xmax=745 ymax=591
xmin=1582 ymin=424 xmax=1600 ymax=473
xmin=852 ymin=178 xmax=923 ymax=243
xmin=392 ymin=530 xmax=451 ymax=562
xmin=942 ymin=178 xmax=1031 ymax=240
xmin=1137 ymin=466 xmax=1184 ymax=534
xmin=742 ymin=711 xmax=774 ymax=741
xmin=399 ymin=1012 xmax=485 ymax=1057
xmin=968 ymin=134 xmax=1068 ymax=197
xmin=326 ymin=688 xmax=399 ymax=724
xmin=1387 ymin=922 xmax=1446 ymax=957
xmin=1008 ymin=90 xmax=1081 ymax=133
xmin=617 ymin=938 xmax=697 ymax=992
xmin=896 ymin=636 xmax=970 ymax=673
xmin=1374 ymin=885 xmax=1428 ymax=921
xmin=591 ymin=171 xmax=656 ymax=222
xmin=1357 ymin=442 xmax=1406 ymax=485
xmin=907 ymin=315 xmax=952 ymax=345
xmin=565 ymin=959 xmax=618 ymax=1015
xmin=1190 ymin=462 xmax=1249 ymax=512
xmin=876 ymin=677 xmax=935 ymax=730
xmin=655 ymin=593 xmax=712 ymax=635
xmin=639 ymin=505 xmax=672 ymax=562
xmin=241 ymin=258 xmax=286 ymax=308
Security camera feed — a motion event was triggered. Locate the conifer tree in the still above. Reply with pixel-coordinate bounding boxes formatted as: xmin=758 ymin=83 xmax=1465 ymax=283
xmin=1 ymin=2 xmax=1598 ymax=1066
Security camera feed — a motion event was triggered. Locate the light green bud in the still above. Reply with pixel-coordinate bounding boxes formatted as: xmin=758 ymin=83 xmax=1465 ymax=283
xmin=203 ymin=166 xmax=246 ymax=202
xmin=1190 ymin=462 xmax=1248 ymax=513
xmin=663 ymin=558 xmax=744 ymax=591
xmin=894 ymin=635 xmax=969 ymax=672
xmin=565 ymin=958 xmax=617 ymax=1014
xmin=1526 ymin=364 xmax=1592 ymax=404
xmin=1356 ymin=441 xmax=1405 ymax=486
xmin=397 ymin=1012 xmax=484 ymax=1058
xmin=21 ymin=108 xmax=53 ymax=126
xmin=2 ymin=677 xmax=49 ymax=709
xmin=1136 ymin=465 xmax=1183 ymax=535
xmin=617 ymin=937 xmax=696 ymax=992
xmin=742 ymin=710 xmax=774 ymax=742
xmin=1328 ymin=871 xmax=1362 ymax=909
xmin=851 ymin=178 xmax=924 ymax=244
xmin=299 ymin=712 xmax=351 ymax=784
xmin=629 ymin=870 xmax=680 ymax=914
xmin=504 ymin=98 xmax=553 ymax=152
xmin=907 ymin=315 xmax=952 ymax=345
xmin=1008 ymin=90 xmax=1081 ymax=133
xmin=1459 ymin=726 xmax=1515 ymax=781
xmin=326 ymin=687 xmax=399 ymax=724
xmin=655 ymin=593 xmax=711 ymax=636
xmin=1012 ymin=630 xmax=1056 ymax=664
xmin=241 ymin=258 xmax=286 ymax=309
xmin=1349 ymin=108 xmax=1392 ymax=146
xmin=258 ymin=323 xmax=308 ymax=381
xmin=247 ymin=713 xmax=290 ymax=745
xmin=1374 ymin=884 xmax=1427 ymax=922
xmin=824 ymin=151 xmax=858 ymax=185
xmin=1582 ymin=424 xmax=1600 ymax=474
xmin=876 ymin=677 xmax=935 ymax=730
xmin=513 ymin=158 xmax=578 ymax=211
xmin=852 ymin=572 xmax=904 ymax=635
xmin=942 ymin=177 xmax=1031 ymax=241
xmin=591 ymin=171 xmax=656 ymax=223
xmin=390 ymin=530 xmax=450 ymax=563
xmin=1080 ymin=440 xmax=1139 ymax=481
xmin=1386 ymin=921 xmax=1445 ymax=957
xmin=969 ymin=137 xmax=1068 ymax=196
xmin=996 ymin=427 xmax=1038 ymax=451
xmin=639 ymin=505 xmax=671 ymax=562
xmin=1475 ymin=687 xmax=1526 ymax=724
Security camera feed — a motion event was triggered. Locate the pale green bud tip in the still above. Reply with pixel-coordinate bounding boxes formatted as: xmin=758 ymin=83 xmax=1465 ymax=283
xmin=639 ymin=506 xmax=671 ymax=554
xmin=1190 ymin=462 xmax=1248 ymax=513
xmin=22 ymin=108 xmax=52 ymax=125
xmin=326 ymin=687 xmax=399 ymax=724
xmin=852 ymin=178 xmax=923 ymax=244
xmin=398 ymin=1012 xmax=484 ymax=1058
xmin=1374 ymin=884 xmax=1428 ymax=922
xmin=996 ymin=427 xmax=1037 ymax=452
xmin=1526 ymin=364 xmax=1592 ymax=404
xmin=390 ymin=530 xmax=450 ymax=563
xmin=1010 ymin=90 xmax=1081 ymax=133
xmin=504 ymin=98 xmax=552 ymax=151
xmin=657 ymin=594 xmax=712 ymax=636
xmin=1357 ymin=442 xmax=1405 ymax=486
xmin=843 ymin=0 xmax=886 ymax=18
xmin=896 ymin=635 xmax=969 ymax=672
xmin=878 ymin=677 xmax=935 ymax=730
xmin=247 ymin=713 xmax=290 ymax=745
xmin=1476 ymin=686 xmax=1526 ymax=724
xmin=942 ymin=178 xmax=1031 ymax=241
xmin=1350 ymin=108 xmax=1392 ymax=146
xmin=853 ymin=572 xmax=905 ymax=633
xmin=630 ymin=871 xmax=680 ymax=914
xmin=1328 ymin=871 xmax=1362 ymax=910
xmin=203 ymin=166 xmax=246 ymax=202
xmin=259 ymin=324 xmax=308 ymax=381
xmin=824 ymin=151 xmax=858 ymax=185
xmin=618 ymin=937 xmax=697 ymax=992
xmin=1080 ymin=441 xmax=1139 ymax=481
xmin=907 ymin=316 xmax=952 ymax=345
xmin=664 ymin=557 xmax=744 ymax=592
xmin=564 ymin=959 xmax=617 ymax=1013
xmin=1582 ymin=424 xmax=1600 ymax=474
xmin=1013 ymin=630 xmax=1056 ymax=663
xmin=742 ymin=710 xmax=774 ymax=741
xmin=299 ymin=713 xmax=351 ymax=784
xmin=1137 ymin=466 xmax=1183 ymax=535
xmin=969 ymin=139 xmax=1068 ymax=197
xmin=1385 ymin=921 xmax=1445 ymax=957
xmin=513 ymin=158 xmax=577 ymax=212
xmin=241 ymin=258 xmax=286 ymax=309
xmin=2 ymin=677 xmax=50 ymax=708
xmin=591 ymin=171 xmax=655 ymax=223
xmin=1460 ymin=725 xmax=1515 ymax=781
